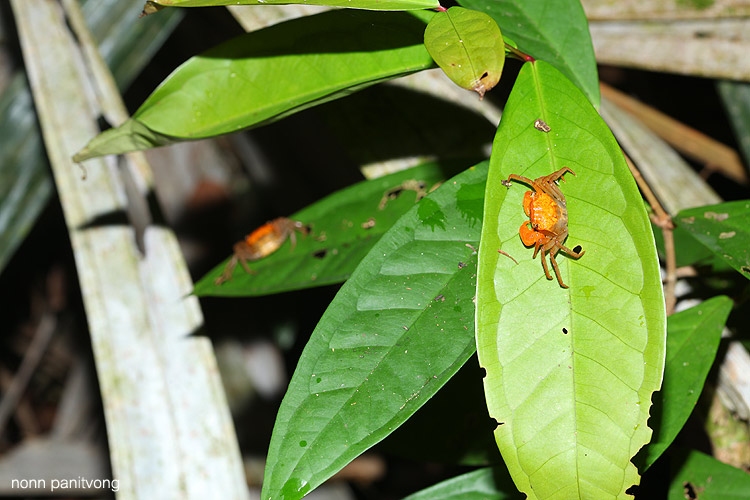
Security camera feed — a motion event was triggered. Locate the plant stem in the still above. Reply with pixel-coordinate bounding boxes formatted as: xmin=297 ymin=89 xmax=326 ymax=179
xmin=504 ymin=43 xmax=535 ymax=62
xmin=623 ymin=153 xmax=677 ymax=315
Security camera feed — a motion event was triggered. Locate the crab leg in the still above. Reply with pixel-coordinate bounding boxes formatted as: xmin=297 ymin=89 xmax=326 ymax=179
xmin=548 ymin=251 xmax=569 ymax=289
xmin=559 ymin=243 xmax=585 ymax=259
xmin=537 ymin=168 xmax=574 ymax=200
xmin=505 ymin=168 xmax=575 ymax=203
xmin=541 ymin=166 xmax=575 ymax=183
xmin=532 ymin=241 xmax=542 ymax=259
xmin=238 ymin=257 xmax=257 ymax=275
xmin=216 ymin=256 xmax=238 ymax=285
xmin=540 ymin=249 xmax=554 ymax=282
xmin=505 ymin=173 xmax=535 ymax=186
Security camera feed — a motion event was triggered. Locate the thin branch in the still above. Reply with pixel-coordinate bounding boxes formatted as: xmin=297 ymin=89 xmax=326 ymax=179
xmin=0 ymin=313 xmax=56 ymax=435
xmin=623 ymin=153 xmax=677 ymax=315
xmin=601 ymin=83 xmax=747 ymax=185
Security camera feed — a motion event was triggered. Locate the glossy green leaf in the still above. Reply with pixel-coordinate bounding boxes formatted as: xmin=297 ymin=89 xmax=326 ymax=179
xmin=676 ymin=200 xmax=750 ymax=280
xmin=476 ymin=61 xmax=665 ymax=499
xmin=261 ymin=162 xmax=487 ymax=499
xmin=637 ymin=296 xmax=731 ymax=471
xmin=73 ymin=10 xmax=435 ymax=161
xmin=194 ymin=162 xmax=446 ymax=296
xmin=668 ymin=450 xmax=750 ymax=500
xmin=403 ymin=467 xmax=522 ymax=500
xmin=458 ymin=0 xmax=599 ymax=107
xmin=424 ymin=7 xmax=505 ymax=97
xmin=145 ymin=0 xmax=438 ymax=11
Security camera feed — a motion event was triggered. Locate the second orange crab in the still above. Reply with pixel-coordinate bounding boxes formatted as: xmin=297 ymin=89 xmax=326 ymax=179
xmin=215 ymin=217 xmax=308 ymax=285
xmin=503 ymin=167 xmax=584 ymax=288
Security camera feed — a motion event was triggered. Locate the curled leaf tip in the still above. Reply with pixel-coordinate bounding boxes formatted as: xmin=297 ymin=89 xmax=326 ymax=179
xmin=140 ymin=1 xmax=164 ymax=16
xmin=472 ymin=71 xmax=492 ymax=98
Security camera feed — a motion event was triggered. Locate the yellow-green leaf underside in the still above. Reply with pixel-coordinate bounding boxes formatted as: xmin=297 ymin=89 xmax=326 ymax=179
xmin=476 ymin=61 xmax=666 ymax=499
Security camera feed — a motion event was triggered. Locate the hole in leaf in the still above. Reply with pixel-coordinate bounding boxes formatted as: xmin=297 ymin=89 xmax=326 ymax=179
xmin=312 ymin=249 xmax=328 ymax=259
xmin=562 ymin=327 xmax=568 ymax=334
xmin=683 ymin=482 xmax=697 ymax=499
xmin=479 ymin=367 xmax=486 ymax=378
xmin=573 ymin=245 xmax=582 ymax=254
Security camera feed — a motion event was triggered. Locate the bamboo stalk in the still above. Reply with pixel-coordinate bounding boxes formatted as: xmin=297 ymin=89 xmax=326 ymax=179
xmin=10 ymin=1 xmax=248 ymax=497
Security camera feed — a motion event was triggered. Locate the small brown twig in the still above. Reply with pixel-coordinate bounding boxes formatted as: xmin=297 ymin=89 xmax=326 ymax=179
xmin=675 ymin=266 xmax=698 ymax=279
xmin=601 ymin=83 xmax=747 ymax=185
xmin=623 ymin=153 xmax=677 ymax=315
xmin=0 ymin=313 xmax=57 ymax=437
xmin=498 ymin=249 xmax=519 ymax=265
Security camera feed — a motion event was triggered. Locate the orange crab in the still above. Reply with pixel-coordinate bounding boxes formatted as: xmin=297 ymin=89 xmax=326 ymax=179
xmin=215 ymin=217 xmax=308 ymax=285
xmin=503 ymin=167 xmax=584 ymax=288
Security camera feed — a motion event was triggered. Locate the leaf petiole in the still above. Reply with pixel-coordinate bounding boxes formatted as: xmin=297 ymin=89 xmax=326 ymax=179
xmin=504 ymin=42 xmax=534 ymax=62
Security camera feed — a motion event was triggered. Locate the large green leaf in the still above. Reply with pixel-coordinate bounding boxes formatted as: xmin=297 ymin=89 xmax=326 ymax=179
xmin=424 ymin=6 xmax=505 ymax=97
xmin=637 ymin=296 xmax=732 ymax=471
xmin=74 ymin=10 xmax=435 ymax=161
xmin=194 ymin=162 xmax=446 ymax=296
xmin=676 ymin=200 xmax=750 ymax=280
xmin=476 ymin=61 xmax=665 ymax=499
xmin=403 ymin=467 xmax=523 ymax=500
xmin=145 ymin=0 xmax=438 ymax=11
xmin=457 ymin=0 xmax=599 ymax=106
xmin=261 ymin=162 xmax=487 ymax=499
xmin=668 ymin=450 xmax=750 ymax=500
